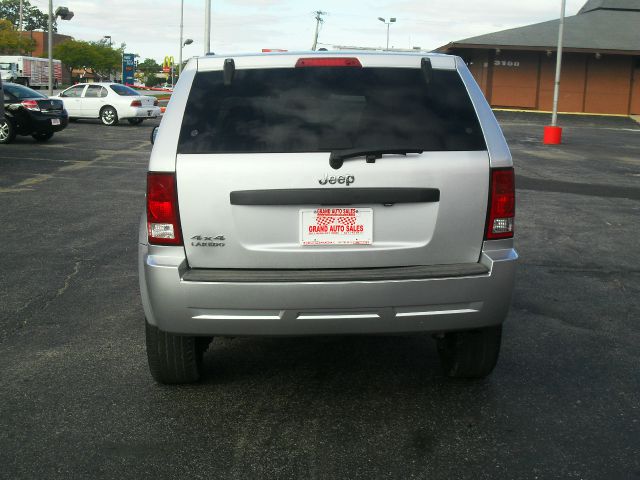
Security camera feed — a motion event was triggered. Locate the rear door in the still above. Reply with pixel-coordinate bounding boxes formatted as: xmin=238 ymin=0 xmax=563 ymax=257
xmin=176 ymin=57 xmax=490 ymax=270
xmin=81 ymin=85 xmax=107 ymax=117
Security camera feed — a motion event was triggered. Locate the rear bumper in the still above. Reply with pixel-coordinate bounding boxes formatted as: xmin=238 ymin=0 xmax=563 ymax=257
xmin=15 ymin=112 xmax=68 ymax=134
xmin=139 ymin=239 xmax=517 ymax=336
xmin=125 ymin=106 xmax=161 ymax=119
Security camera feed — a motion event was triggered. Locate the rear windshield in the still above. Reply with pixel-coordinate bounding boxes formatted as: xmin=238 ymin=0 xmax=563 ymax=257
xmin=3 ymin=83 xmax=48 ymax=100
xmin=178 ymin=67 xmax=486 ymax=154
xmin=110 ymin=84 xmax=139 ymax=96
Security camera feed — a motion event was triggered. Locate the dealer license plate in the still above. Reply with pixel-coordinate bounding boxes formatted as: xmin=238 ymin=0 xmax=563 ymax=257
xmin=300 ymin=207 xmax=373 ymax=246
xmin=51 ymin=118 xmax=61 ymax=125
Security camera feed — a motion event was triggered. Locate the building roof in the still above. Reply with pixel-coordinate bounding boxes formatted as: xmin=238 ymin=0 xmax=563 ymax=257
xmin=440 ymin=0 xmax=640 ymax=54
xmin=578 ymin=0 xmax=640 ymax=13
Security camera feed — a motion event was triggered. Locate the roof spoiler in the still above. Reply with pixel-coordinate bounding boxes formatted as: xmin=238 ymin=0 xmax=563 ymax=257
xmin=421 ymin=57 xmax=432 ymax=85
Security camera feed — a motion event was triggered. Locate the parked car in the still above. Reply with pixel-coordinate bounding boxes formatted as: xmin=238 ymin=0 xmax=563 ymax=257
xmin=56 ymin=82 xmax=161 ymax=126
xmin=141 ymin=52 xmax=517 ymax=384
xmin=0 ymin=82 xmax=68 ymax=144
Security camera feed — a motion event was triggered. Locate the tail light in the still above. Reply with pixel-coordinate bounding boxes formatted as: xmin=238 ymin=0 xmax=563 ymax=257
xmin=147 ymin=173 xmax=183 ymax=245
xmin=295 ymin=57 xmax=362 ymax=68
xmin=130 ymin=100 xmax=142 ymax=107
xmin=485 ymin=168 xmax=515 ymax=240
xmin=153 ymin=98 xmax=159 ymax=106
xmin=21 ymin=99 xmax=40 ymax=111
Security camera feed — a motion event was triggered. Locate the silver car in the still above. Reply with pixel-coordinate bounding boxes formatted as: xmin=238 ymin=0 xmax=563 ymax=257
xmin=140 ymin=52 xmax=517 ymax=384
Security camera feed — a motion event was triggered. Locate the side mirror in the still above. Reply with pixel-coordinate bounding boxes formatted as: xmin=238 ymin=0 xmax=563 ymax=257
xmin=150 ymin=126 xmax=159 ymax=145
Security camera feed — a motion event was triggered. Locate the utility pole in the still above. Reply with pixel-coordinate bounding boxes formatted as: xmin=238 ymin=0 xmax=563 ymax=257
xmin=179 ymin=0 xmax=184 ymax=73
xmin=311 ymin=11 xmax=326 ymax=51
xmin=205 ymin=0 xmax=211 ymax=54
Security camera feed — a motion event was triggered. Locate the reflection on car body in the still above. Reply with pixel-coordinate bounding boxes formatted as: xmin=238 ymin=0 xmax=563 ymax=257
xmin=0 ymin=82 xmax=68 ymax=144
xmin=56 ymin=82 xmax=161 ymax=126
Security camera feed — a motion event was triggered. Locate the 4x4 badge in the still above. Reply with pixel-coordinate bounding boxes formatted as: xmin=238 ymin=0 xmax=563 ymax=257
xmin=191 ymin=235 xmax=225 ymax=247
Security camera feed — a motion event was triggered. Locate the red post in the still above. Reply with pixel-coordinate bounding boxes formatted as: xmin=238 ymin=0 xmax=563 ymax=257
xmin=543 ymin=125 xmax=563 ymax=144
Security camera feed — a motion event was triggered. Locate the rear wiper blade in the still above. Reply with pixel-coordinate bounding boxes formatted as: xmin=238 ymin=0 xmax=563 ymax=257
xmin=329 ymin=148 xmax=424 ymax=170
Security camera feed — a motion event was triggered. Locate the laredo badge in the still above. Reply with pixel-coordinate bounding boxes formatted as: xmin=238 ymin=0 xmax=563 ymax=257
xmin=191 ymin=235 xmax=226 ymax=247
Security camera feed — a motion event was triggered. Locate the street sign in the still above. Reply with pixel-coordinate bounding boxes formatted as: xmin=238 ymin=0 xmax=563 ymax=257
xmin=122 ymin=53 xmax=135 ymax=85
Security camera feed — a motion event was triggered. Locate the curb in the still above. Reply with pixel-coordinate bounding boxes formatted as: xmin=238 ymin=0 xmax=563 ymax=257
xmin=493 ymin=108 xmax=631 ymax=119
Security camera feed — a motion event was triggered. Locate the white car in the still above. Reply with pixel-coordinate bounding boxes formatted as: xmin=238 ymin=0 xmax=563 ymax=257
xmin=56 ymin=83 xmax=161 ymax=126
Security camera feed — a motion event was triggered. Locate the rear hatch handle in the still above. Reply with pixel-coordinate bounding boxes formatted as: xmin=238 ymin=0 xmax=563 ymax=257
xmin=329 ymin=148 xmax=424 ymax=170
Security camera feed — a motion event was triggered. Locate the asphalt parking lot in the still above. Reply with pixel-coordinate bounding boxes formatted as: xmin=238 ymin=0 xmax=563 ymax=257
xmin=1 ymin=113 xmax=639 ymax=479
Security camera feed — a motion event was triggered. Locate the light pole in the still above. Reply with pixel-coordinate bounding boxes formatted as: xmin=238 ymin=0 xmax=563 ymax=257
xmin=178 ymin=1 xmax=194 ymax=74
xmin=551 ymin=0 xmax=567 ymax=127
xmin=104 ymin=35 xmax=112 ymax=47
xmin=204 ymin=0 xmax=211 ymax=54
xmin=179 ymin=0 xmax=184 ymax=73
xmin=543 ymin=0 xmax=567 ymax=145
xmin=180 ymin=39 xmax=193 ymax=75
xmin=378 ymin=17 xmax=396 ymax=50
xmin=48 ymin=3 xmax=73 ymax=95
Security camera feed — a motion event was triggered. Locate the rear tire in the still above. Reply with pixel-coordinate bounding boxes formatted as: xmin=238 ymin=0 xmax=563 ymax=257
xmin=127 ymin=118 xmax=144 ymax=125
xmin=100 ymin=106 xmax=119 ymax=126
xmin=0 ymin=118 xmax=16 ymax=144
xmin=32 ymin=132 xmax=54 ymax=142
xmin=145 ymin=319 xmax=211 ymax=384
xmin=436 ymin=325 xmax=502 ymax=379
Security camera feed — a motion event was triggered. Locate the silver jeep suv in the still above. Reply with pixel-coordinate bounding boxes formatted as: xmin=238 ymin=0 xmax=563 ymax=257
xmin=139 ymin=52 xmax=517 ymax=384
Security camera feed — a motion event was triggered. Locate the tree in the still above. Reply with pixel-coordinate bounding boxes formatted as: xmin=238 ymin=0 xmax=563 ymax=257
xmin=54 ymin=38 xmax=132 ymax=81
xmin=88 ymin=40 xmax=123 ymax=80
xmin=137 ymin=58 xmax=161 ymax=85
xmin=145 ymin=74 xmax=162 ymax=88
xmin=0 ymin=0 xmax=55 ymax=32
xmin=53 ymin=39 xmax=94 ymax=78
xmin=0 ymin=18 xmax=36 ymax=54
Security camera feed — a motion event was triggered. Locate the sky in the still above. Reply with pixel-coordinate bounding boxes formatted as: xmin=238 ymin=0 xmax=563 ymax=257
xmin=29 ymin=0 xmax=587 ymax=63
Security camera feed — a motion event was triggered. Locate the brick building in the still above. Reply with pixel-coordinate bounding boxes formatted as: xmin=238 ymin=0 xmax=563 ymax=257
xmin=19 ymin=31 xmax=73 ymax=84
xmin=437 ymin=0 xmax=640 ymax=115
xmin=19 ymin=31 xmax=72 ymax=57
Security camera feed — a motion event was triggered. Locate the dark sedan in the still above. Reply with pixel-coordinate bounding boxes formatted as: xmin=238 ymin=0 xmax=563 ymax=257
xmin=0 ymin=82 xmax=68 ymax=144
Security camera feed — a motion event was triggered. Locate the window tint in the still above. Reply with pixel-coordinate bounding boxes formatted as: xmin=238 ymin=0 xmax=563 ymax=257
xmin=178 ymin=67 xmax=486 ymax=154
xmin=85 ymin=85 xmax=104 ymax=98
xmin=110 ymin=84 xmax=139 ymax=96
xmin=61 ymin=85 xmax=85 ymax=98
xmin=4 ymin=83 xmax=48 ymax=100
xmin=3 ymin=88 xmax=17 ymax=102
